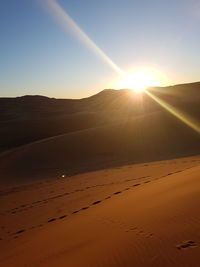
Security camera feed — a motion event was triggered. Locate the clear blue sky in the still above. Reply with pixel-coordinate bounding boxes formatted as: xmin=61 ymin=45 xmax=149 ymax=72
xmin=0 ymin=0 xmax=200 ymax=98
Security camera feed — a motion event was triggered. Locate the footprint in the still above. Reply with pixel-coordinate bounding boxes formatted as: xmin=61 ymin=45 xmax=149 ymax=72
xmin=48 ymin=218 xmax=56 ymax=223
xmin=176 ymin=240 xmax=197 ymax=250
xmin=59 ymin=215 xmax=67 ymax=219
xmin=113 ymin=191 xmax=122 ymax=195
xmin=72 ymin=210 xmax=79 ymax=214
xmin=126 ymin=225 xmax=154 ymax=239
xmin=166 ymin=173 xmax=173 ymax=176
xmin=81 ymin=206 xmax=89 ymax=210
xmin=14 ymin=229 xmax=25 ymax=235
xmin=132 ymin=184 xmax=140 ymax=187
xmin=92 ymin=200 xmax=101 ymax=205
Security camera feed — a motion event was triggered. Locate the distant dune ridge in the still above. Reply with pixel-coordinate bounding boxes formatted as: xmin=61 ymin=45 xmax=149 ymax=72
xmin=0 ymin=82 xmax=200 ymax=185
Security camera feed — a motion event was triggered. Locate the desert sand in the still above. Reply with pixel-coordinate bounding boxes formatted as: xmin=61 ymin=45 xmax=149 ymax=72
xmin=0 ymin=84 xmax=200 ymax=266
xmin=0 ymin=155 xmax=200 ymax=266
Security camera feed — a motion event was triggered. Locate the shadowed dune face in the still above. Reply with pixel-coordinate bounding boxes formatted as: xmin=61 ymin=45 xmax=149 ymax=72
xmin=0 ymin=82 xmax=200 ymax=184
xmin=1 ymin=82 xmax=200 ymax=152
xmin=1 ymin=110 xmax=200 ymax=184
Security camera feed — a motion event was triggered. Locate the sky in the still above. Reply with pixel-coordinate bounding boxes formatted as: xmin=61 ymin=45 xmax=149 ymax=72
xmin=0 ymin=0 xmax=200 ymax=98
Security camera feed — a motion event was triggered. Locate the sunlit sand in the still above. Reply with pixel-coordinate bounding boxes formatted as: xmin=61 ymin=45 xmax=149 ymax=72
xmin=1 ymin=156 xmax=200 ymax=266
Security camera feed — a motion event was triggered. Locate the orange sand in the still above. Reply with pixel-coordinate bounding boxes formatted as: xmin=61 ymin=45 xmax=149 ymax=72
xmin=0 ymin=155 xmax=200 ymax=266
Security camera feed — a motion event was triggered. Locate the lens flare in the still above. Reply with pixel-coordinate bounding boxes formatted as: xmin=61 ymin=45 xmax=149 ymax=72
xmin=146 ymin=90 xmax=200 ymax=134
xmin=43 ymin=0 xmax=124 ymax=75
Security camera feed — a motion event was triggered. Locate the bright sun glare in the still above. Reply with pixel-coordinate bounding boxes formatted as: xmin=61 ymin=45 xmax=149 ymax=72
xmin=117 ymin=70 xmax=162 ymax=93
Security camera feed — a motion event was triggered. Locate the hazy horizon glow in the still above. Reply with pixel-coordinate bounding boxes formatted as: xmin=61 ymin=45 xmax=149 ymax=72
xmin=115 ymin=67 xmax=170 ymax=92
xmin=0 ymin=0 xmax=200 ymax=98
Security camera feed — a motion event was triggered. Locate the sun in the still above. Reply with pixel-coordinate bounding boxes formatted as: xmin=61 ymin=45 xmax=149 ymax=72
xmin=117 ymin=70 xmax=162 ymax=93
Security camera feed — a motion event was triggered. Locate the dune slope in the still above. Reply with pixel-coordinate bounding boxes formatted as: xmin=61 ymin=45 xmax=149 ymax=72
xmin=0 ymin=109 xmax=200 ymax=185
xmin=0 ymin=156 xmax=200 ymax=266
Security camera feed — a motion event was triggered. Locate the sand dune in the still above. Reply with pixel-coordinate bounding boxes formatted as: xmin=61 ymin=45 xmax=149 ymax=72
xmin=0 ymin=83 xmax=200 ymax=266
xmin=0 ymin=82 xmax=200 ymax=185
xmin=0 ymin=82 xmax=200 ymax=153
xmin=0 ymin=109 xmax=200 ymax=185
xmin=0 ymin=155 xmax=200 ymax=266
